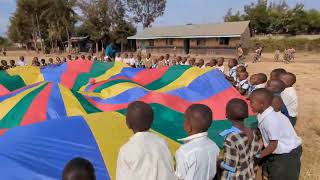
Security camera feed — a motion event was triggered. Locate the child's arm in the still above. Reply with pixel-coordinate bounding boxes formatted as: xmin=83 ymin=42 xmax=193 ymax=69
xmin=258 ymin=140 xmax=278 ymax=158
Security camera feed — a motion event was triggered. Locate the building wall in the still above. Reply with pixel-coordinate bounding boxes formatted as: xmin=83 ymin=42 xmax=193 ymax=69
xmin=240 ymin=26 xmax=251 ymax=54
xmin=136 ymin=37 xmax=244 ymax=55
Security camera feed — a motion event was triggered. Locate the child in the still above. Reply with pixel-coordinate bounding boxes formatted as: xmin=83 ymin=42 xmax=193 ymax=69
xmin=63 ymin=57 xmax=67 ymax=62
xmin=249 ymin=89 xmax=302 ymax=180
xmin=133 ymin=55 xmax=144 ymax=68
xmin=122 ymin=53 xmax=130 ymax=65
xmin=17 ymin=56 xmax=27 ymax=66
xmin=216 ymin=57 xmax=225 ymax=73
xmin=74 ymin=56 xmax=79 ymax=61
xmin=219 ymin=99 xmax=260 ymax=180
xmin=165 ymin=54 xmax=171 ymax=66
xmin=197 ymin=59 xmax=205 ymax=68
xmin=128 ymin=53 xmax=135 ymax=66
xmin=248 ymin=73 xmax=268 ymax=96
xmin=236 ymin=71 xmax=249 ymax=95
xmin=207 ymin=58 xmax=217 ymax=67
xmin=270 ymin=68 xmax=287 ymax=80
xmin=142 ymin=53 xmax=152 ymax=69
xmin=62 ymin=157 xmax=96 ymax=180
xmin=32 ymin=57 xmax=40 ymax=66
xmin=157 ymin=56 xmax=167 ymax=68
xmin=280 ymin=72 xmax=298 ymax=126
xmin=48 ymin=58 xmax=54 ymax=65
xmin=115 ymin=53 xmax=122 ymax=62
xmin=0 ymin=60 xmax=9 ymax=70
xmin=40 ymin=59 xmax=47 ymax=67
xmin=175 ymin=104 xmax=219 ymax=180
xmin=80 ymin=55 xmax=86 ymax=61
xmin=9 ymin=60 xmax=16 ymax=68
xmin=188 ymin=58 xmax=196 ymax=66
xmin=56 ymin=57 xmax=62 ymax=64
xmin=116 ymin=101 xmax=176 ymax=180
xmin=180 ymin=57 xmax=188 ymax=65
xmin=176 ymin=56 xmax=182 ymax=65
xmin=67 ymin=55 xmax=72 ymax=61
xmin=87 ymin=55 xmax=92 ymax=61
xmin=226 ymin=58 xmax=238 ymax=82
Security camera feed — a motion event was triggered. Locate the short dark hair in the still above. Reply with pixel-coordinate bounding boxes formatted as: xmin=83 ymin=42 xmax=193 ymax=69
xmin=266 ymin=79 xmax=286 ymax=93
xmin=226 ymin=98 xmax=248 ymax=121
xmin=256 ymin=73 xmax=267 ymax=83
xmin=250 ymin=88 xmax=273 ymax=106
xmin=236 ymin=65 xmax=246 ymax=72
xmin=126 ymin=101 xmax=154 ymax=132
xmin=230 ymin=58 xmax=238 ymax=66
xmin=186 ymin=104 xmax=212 ymax=132
xmin=286 ymin=72 xmax=297 ymax=84
xmin=270 ymin=68 xmax=287 ymax=80
xmin=62 ymin=157 xmax=96 ymax=180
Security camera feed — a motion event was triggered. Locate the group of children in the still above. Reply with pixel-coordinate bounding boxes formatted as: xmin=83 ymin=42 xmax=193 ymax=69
xmin=115 ymin=52 xmax=226 ymax=70
xmin=275 ymin=48 xmax=296 ymax=64
xmin=62 ymin=62 xmax=301 ymax=180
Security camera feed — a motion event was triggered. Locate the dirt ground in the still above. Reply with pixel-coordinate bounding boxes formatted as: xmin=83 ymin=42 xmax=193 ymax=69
xmin=1 ymin=51 xmax=320 ymax=180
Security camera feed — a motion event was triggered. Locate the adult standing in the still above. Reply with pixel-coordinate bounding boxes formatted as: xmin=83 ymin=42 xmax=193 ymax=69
xmin=105 ymin=43 xmax=117 ymax=61
xmin=237 ymin=44 xmax=244 ymax=64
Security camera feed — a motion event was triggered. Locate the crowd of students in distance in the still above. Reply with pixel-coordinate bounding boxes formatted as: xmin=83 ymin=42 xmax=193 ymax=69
xmin=60 ymin=58 xmax=301 ymax=180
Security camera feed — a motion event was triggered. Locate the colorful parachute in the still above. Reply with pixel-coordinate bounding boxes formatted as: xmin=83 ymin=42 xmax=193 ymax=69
xmin=0 ymin=61 xmax=256 ymax=179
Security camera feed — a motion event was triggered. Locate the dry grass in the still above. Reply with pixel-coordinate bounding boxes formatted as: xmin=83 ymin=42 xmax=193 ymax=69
xmin=1 ymin=50 xmax=320 ymax=179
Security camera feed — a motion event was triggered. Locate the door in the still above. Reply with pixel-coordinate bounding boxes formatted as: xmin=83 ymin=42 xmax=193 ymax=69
xmin=184 ymin=39 xmax=190 ymax=54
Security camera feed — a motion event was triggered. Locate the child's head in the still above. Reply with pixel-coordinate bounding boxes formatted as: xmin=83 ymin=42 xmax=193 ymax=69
xmin=147 ymin=53 xmax=151 ymax=59
xmin=210 ymin=58 xmax=217 ymax=66
xmin=10 ymin=60 xmax=15 ymax=66
xmin=177 ymin=56 xmax=182 ymax=63
xmin=62 ymin=157 xmax=96 ymax=180
xmin=129 ymin=53 xmax=134 ymax=58
xmin=236 ymin=65 xmax=246 ymax=77
xmin=87 ymin=56 xmax=92 ymax=61
xmin=124 ymin=53 xmax=128 ymax=58
xmin=137 ymin=55 xmax=142 ymax=61
xmin=126 ymin=101 xmax=153 ymax=133
xmin=226 ymin=98 xmax=248 ymax=121
xmin=159 ymin=55 xmax=164 ymax=61
xmin=81 ymin=55 xmax=85 ymax=59
xmin=67 ymin=55 xmax=72 ymax=60
xmin=198 ymin=59 xmax=204 ymax=67
xmin=41 ymin=59 xmax=46 ymax=64
xmin=165 ymin=54 xmax=170 ymax=60
xmin=266 ymin=79 xmax=286 ymax=93
xmin=1 ymin=60 xmax=7 ymax=66
xmin=19 ymin=56 xmax=25 ymax=61
xmin=184 ymin=104 xmax=212 ymax=135
xmin=182 ymin=57 xmax=187 ymax=63
xmin=188 ymin=58 xmax=195 ymax=66
xmin=270 ymin=68 xmax=287 ymax=80
xmin=56 ymin=57 xmax=62 ymax=63
xmin=49 ymin=58 xmax=54 ymax=63
xmin=280 ymin=72 xmax=296 ymax=87
xmin=172 ymin=59 xmax=177 ymax=65
xmin=238 ymin=71 xmax=249 ymax=81
xmin=75 ymin=56 xmax=79 ymax=60
xmin=228 ymin=58 xmax=238 ymax=69
xmin=217 ymin=57 xmax=224 ymax=66
xmin=116 ymin=53 xmax=121 ymax=57
xmin=63 ymin=57 xmax=67 ymax=62
xmin=249 ymin=88 xmax=273 ymax=113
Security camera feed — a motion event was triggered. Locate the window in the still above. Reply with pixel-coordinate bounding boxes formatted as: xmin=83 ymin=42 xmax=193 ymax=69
xmin=149 ymin=40 xmax=154 ymax=47
xmin=166 ymin=39 xmax=174 ymax=46
xmin=196 ymin=39 xmax=206 ymax=46
xmin=219 ymin=37 xmax=230 ymax=45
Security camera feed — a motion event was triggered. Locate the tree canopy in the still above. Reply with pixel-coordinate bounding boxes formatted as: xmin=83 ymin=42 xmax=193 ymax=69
xmin=224 ymin=0 xmax=320 ymax=35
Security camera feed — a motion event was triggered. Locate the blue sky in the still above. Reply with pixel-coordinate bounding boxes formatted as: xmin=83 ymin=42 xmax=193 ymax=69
xmin=1 ymin=0 xmax=320 ymax=36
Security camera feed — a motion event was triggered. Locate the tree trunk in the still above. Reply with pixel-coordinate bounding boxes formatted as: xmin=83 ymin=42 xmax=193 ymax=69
xmin=35 ymin=14 xmax=44 ymax=54
xmin=96 ymin=42 xmax=99 ymax=56
xmin=66 ymin=26 xmax=71 ymax=54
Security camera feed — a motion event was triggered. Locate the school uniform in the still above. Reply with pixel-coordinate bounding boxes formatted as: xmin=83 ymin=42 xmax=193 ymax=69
xmin=236 ymin=79 xmax=250 ymax=91
xmin=216 ymin=65 xmax=224 ymax=73
xmin=175 ymin=132 xmax=220 ymax=180
xmin=219 ymin=127 xmax=260 ymax=180
xmin=115 ymin=56 xmax=123 ymax=62
xmin=228 ymin=66 xmax=237 ymax=80
xmin=116 ymin=132 xmax=176 ymax=180
xmin=247 ymin=83 xmax=266 ymax=96
xmin=17 ymin=60 xmax=27 ymax=66
xmin=143 ymin=58 xmax=153 ymax=69
xmin=157 ymin=60 xmax=167 ymax=68
xmin=257 ymin=107 xmax=302 ymax=180
xmin=281 ymin=87 xmax=298 ymax=126
xmin=165 ymin=59 xmax=170 ymax=66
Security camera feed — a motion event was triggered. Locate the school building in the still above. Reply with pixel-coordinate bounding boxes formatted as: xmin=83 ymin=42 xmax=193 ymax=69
xmin=128 ymin=21 xmax=251 ymax=55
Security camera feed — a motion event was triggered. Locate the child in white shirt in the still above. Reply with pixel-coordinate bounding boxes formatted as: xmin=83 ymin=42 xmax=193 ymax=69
xmin=115 ymin=53 xmax=123 ymax=62
xmin=249 ymin=89 xmax=302 ymax=180
xmin=280 ymin=72 xmax=298 ymax=126
xmin=116 ymin=101 xmax=176 ymax=180
xmin=175 ymin=104 xmax=219 ymax=180
xmin=216 ymin=57 xmax=225 ymax=73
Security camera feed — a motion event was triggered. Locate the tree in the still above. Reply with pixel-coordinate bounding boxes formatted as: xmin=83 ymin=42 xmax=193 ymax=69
xmin=224 ymin=9 xmax=243 ymax=22
xmin=125 ymin=0 xmax=166 ymax=28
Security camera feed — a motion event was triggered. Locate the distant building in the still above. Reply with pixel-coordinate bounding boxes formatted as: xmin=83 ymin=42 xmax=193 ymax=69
xmin=128 ymin=21 xmax=251 ymax=55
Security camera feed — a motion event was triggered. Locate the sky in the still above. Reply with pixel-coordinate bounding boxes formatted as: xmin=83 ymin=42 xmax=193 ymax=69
xmin=0 ymin=0 xmax=320 ymax=36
